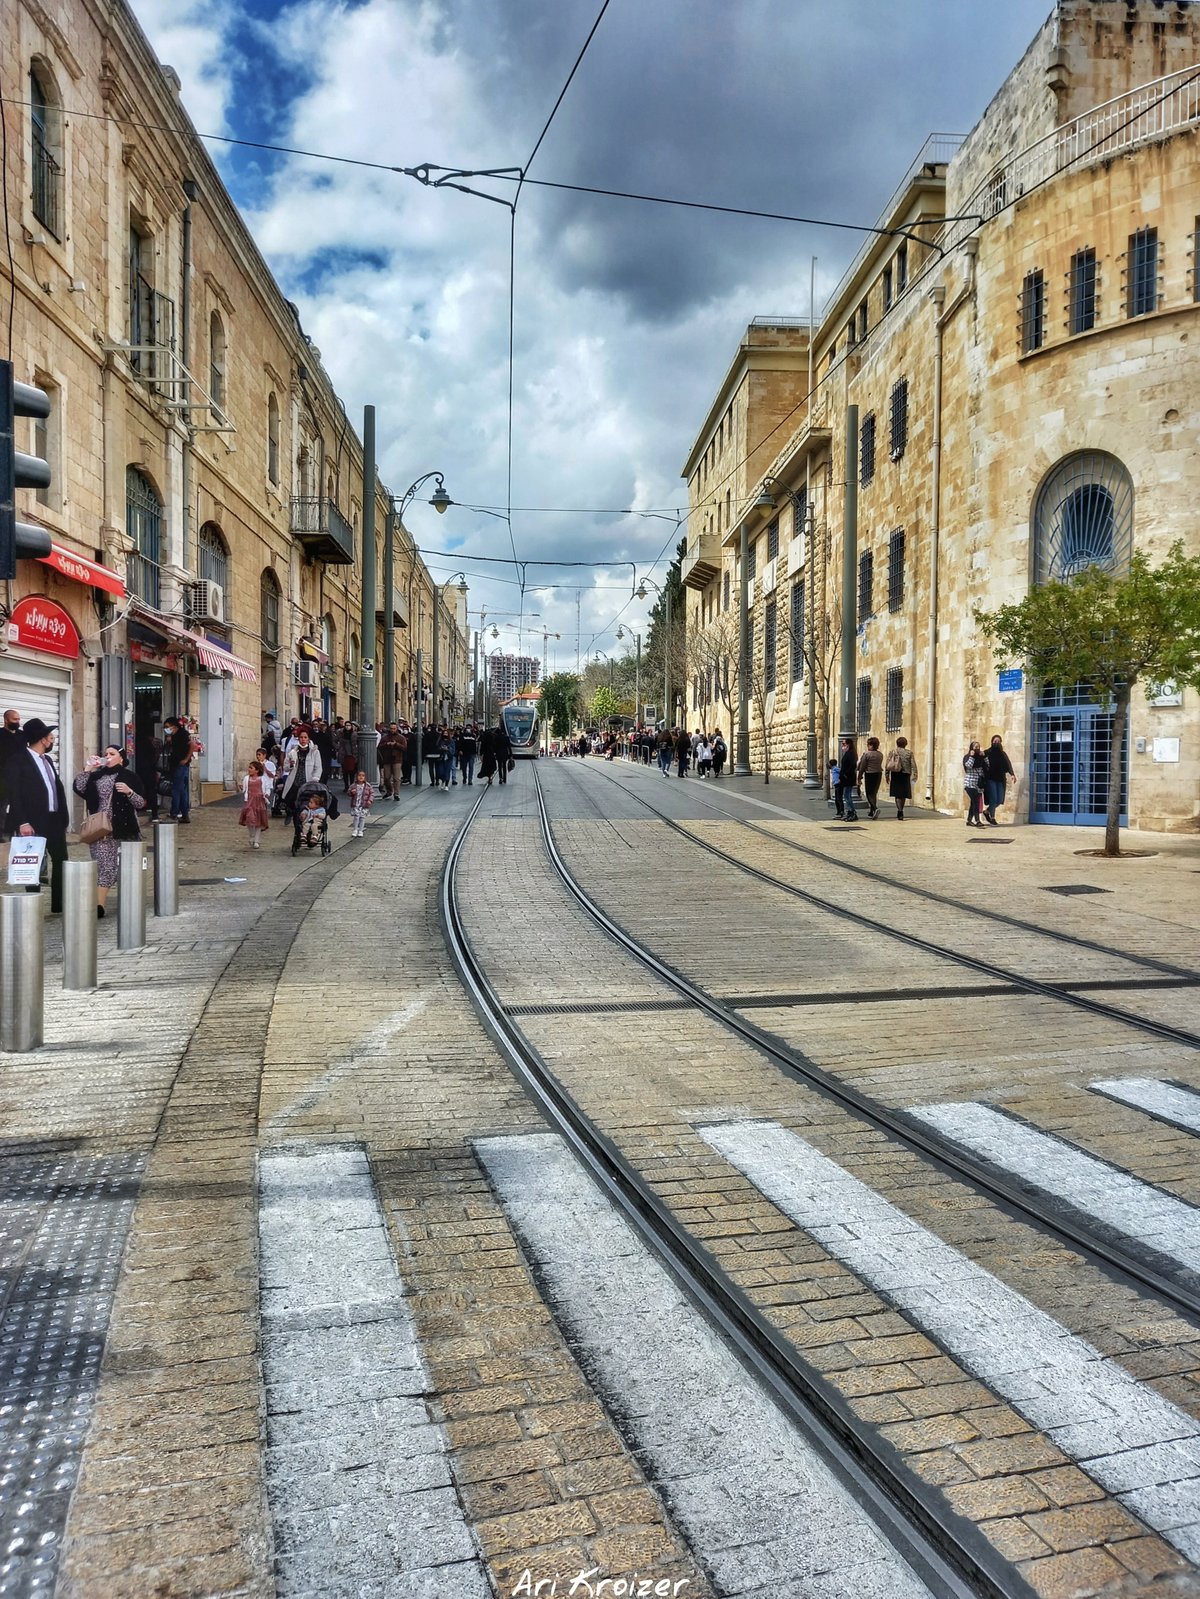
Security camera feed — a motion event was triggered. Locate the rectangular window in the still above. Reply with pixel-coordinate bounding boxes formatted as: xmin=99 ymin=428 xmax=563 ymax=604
xmin=882 ymin=264 xmax=893 ymax=312
xmin=1069 ymin=247 xmax=1097 ymax=334
xmin=1021 ymin=269 xmax=1045 ymax=353
xmin=32 ymin=381 xmax=57 ymax=508
xmin=723 ymin=569 xmax=730 ymax=611
xmin=860 ymin=413 xmax=876 ymax=485
xmin=856 ymin=675 xmax=872 ymax=736
xmin=766 ymin=518 xmax=779 ymax=563
xmin=747 ymin=541 xmax=757 ymax=582
xmin=887 ymin=528 xmax=905 ymax=612
xmin=857 ymin=301 xmax=868 ymax=343
xmin=858 ymin=549 xmax=874 ymax=624
xmin=885 ymin=667 xmax=903 ymax=733
xmin=895 ymin=243 xmax=908 ymax=293
xmin=792 ymin=487 xmax=809 ymax=541
xmin=764 ymin=599 xmax=777 ymax=686
xmin=1127 ymin=226 xmax=1159 ymax=317
xmin=790 ymin=581 xmax=804 ymax=684
xmin=889 ymin=378 xmax=908 ymax=461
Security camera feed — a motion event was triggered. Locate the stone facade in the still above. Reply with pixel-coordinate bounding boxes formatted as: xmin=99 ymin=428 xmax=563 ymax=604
xmin=682 ymin=0 xmax=1200 ymax=831
xmin=3 ymin=0 xmax=470 ymax=803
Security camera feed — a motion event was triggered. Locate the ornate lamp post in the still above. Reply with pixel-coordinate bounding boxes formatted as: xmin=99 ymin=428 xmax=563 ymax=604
xmin=386 ymin=471 xmax=451 ymax=783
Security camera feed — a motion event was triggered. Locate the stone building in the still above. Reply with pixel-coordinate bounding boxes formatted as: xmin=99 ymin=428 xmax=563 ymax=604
xmin=3 ymin=0 xmax=469 ymax=805
xmin=682 ymin=0 xmax=1200 ymax=830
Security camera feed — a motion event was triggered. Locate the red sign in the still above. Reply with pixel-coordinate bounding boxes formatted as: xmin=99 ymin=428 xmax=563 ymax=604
xmin=37 ymin=542 xmax=126 ymax=598
xmin=7 ymin=596 xmax=81 ymax=659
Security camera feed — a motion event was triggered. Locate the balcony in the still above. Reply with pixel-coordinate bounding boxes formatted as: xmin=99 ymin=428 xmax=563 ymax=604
xmin=291 ymin=497 xmax=355 ymax=565
xmin=376 ymin=587 xmax=409 ymax=629
xmin=681 ymin=532 xmax=722 ymax=591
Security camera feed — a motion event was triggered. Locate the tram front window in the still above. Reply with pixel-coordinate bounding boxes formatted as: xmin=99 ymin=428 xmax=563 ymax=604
xmin=504 ymin=708 xmax=535 ymax=745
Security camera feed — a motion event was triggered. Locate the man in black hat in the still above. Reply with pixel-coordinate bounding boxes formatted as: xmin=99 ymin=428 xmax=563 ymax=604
xmin=7 ymin=719 xmax=69 ymax=911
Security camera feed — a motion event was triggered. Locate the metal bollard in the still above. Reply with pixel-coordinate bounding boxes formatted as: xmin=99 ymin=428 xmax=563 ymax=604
xmin=153 ymin=820 xmax=179 ymax=917
xmin=0 ymin=891 xmax=44 ymax=1051
xmin=117 ymin=841 xmax=146 ymax=951
xmin=62 ymin=859 xmax=98 ymax=990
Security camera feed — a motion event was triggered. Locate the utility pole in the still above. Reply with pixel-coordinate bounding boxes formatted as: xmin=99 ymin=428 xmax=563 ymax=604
xmin=413 ymin=647 xmax=423 ymax=784
xmin=357 ymin=405 xmax=378 ymax=782
xmin=735 ymin=521 xmax=750 ymax=775
xmin=431 ymin=588 xmax=440 ymax=727
xmin=383 ymin=503 xmax=395 ymax=724
xmin=840 ymin=405 xmax=859 ymax=747
xmin=664 ymin=584 xmax=673 ymax=730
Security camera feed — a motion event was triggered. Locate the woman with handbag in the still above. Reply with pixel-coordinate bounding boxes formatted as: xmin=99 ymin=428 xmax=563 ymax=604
xmin=73 ymin=746 xmax=147 ymax=917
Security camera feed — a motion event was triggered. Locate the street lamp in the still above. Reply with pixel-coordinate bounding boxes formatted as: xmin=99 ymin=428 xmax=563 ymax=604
xmin=758 ymin=476 xmax=821 ymax=788
xmin=616 ymin=626 xmax=642 ymax=725
xmin=635 ymin=575 xmax=673 ymax=729
xmin=385 ymin=471 xmax=451 ymax=784
xmin=431 ymin=570 xmax=469 ymax=728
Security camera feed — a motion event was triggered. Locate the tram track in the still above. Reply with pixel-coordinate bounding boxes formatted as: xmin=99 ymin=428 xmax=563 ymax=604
xmin=441 ymin=787 xmax=1034 ymax=1599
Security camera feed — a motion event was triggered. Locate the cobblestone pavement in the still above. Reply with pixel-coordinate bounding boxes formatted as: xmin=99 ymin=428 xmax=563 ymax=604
xmin=0 ymin=759 xmax=1197 ymax=1598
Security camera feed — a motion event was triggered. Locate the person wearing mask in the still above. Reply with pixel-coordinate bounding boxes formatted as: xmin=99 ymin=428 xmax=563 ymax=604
xmin=856 ymin=737 xmax=885 ymax=819
xmin=8 ymin=719 xmax=70 ymax=912
xmin=164 ymin=717 xmax=194 ymax=823
xmin=73 ymin=745 xmax=147 ymax=914
xmin=884 ymin=736 xmax=917 ymax=820
xmin=311 ymin=718 xmax=335 ymax=780
xmin=834 ymin=737 xmax=860 ymax=821
xmin=376 ymin=724 xmax=402 ymax=799
xmin=280 ymin=727 xmax=324 ymax=821
xmin=981 ymin=734 xmax=1016 ymax=825
xmin=962 ymin=740 xmax=986 ymax=827
xmin=0 ymin=707 xmax=28 ymax=834
xmin=675 ymin=727 xmax=691 ymax=777
xmin=458 ymin=724 xmax=478 ymax=787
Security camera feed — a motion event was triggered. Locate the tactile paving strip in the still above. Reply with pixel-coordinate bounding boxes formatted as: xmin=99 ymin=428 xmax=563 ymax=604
xmin=0 ymin=1152 xmax=144 ymax=1598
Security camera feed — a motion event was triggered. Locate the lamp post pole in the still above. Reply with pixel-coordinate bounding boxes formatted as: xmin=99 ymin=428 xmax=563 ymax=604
xmin=735 ymin=520 xmax=751 ymax=775
xmin=805 ymin=501 xmax=820 ymax=787
xmin=383 ymin=503 xmax=396 ymax=723
xmin=840 ymin=406 xmax=859 ymax=747
xmin=358 ymin=405 xmax=378 ymax=783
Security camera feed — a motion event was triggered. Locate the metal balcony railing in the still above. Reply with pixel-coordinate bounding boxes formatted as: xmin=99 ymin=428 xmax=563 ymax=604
xmin=290 ymin=497 xmax=356 ymax=565
xmin=126 ymin=551 xmax=160 ymax=609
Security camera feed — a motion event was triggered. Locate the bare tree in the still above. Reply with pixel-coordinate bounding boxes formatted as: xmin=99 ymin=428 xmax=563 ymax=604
xmin=686 ymin=613 xmax=740 ymax=742
xmin=780 ymin=567 xmax=841 ymax=795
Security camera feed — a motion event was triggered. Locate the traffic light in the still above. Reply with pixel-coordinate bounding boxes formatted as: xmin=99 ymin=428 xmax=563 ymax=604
xmin=0 ymin=359 xmax=54 ymax=581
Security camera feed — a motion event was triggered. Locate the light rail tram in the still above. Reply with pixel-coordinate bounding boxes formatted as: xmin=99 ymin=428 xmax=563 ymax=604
xmin=501 ymin=696 xmax=541 ymax=758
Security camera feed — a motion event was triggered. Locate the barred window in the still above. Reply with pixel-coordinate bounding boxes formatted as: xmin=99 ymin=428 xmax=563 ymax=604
xmin=882 ymin=264 xmax=893 ymax=312
xmin=885 ymin=667 xmax=903 ymax=732
xmin=858 ymin=550 xmax=874 ymax=624
xmin=747 ymin=540 xmax=757 ymax=582
xmin=1127 ymin=226 xmax=1158 ymax=317
xmin=887 ymin=529 xmax=905 ymax=611
xmin=198 ymin=522 xmax=229 ymax=592
xmin=764 ymin=599 xmax=777 ymax=686
xmin=889 ymin=378 xmax=908 ymax=460
xmin=857 ymin=301 xmax=868 ymax=343
xmin=856 ymin=676 xmax=872 ymax=736
xmin=860 ymin=413 xmax=876 ymax=485
xmin=126 ymin=467 xmax=162 ymax=608
xmin=792 ymin=487 xmax=809 ymax=541
xmin=1021 ymin=269 xmax=1045 ymax=353
xmin=260 ymin=569 xmax=281 ymax=652
xmin=723 ymin=569 xmax=730 ymax=611
xmin=790 ymin=581 xmax=804 ymax=684
xmin=895 ymin=242 xmax=908 ymax=294
xmin=30 ymin=64 xmax=63 ymax=241
xmin=766 ymin=517 xmax=779 ymax=563
xmin=1069 ymin=248 xmax=1097 ymax=334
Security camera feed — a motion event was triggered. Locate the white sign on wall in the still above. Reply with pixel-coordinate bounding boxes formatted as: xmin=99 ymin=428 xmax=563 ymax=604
xmin=1152 ymin=738 xmax=1181 ymax=763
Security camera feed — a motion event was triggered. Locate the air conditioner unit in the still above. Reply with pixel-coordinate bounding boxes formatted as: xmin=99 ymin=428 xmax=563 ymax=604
xmin=294 ymin=659 xmax=318 ymax=688
xmin=184 ymin=579 xmax=224 ymax=624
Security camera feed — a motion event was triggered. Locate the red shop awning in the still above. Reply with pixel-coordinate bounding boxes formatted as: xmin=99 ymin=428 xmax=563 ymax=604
xmin=38 ymin=542 xmax=127 ymax=598
xmin=194 ymin=636 xmax=258 ymax=683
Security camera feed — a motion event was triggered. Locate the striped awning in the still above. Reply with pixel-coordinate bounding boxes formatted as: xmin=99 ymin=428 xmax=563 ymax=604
xmin=194 ymin=637 xmax=257 ymax=682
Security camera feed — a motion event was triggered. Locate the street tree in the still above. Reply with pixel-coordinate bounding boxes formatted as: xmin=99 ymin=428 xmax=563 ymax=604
xmin=644 ymin=538 xmax=688 ymax=723
xmin=540 ymin=672 xmax=581 ymax=739
xmin=588 ymin=684 xmax=625 ymax=725
xmin=686 ymin=613 xmax=740 ymax=745
xmin=976 ymin=542 xmax=1200 ymax=856
xmin=783 ymin=587 xmax=841 ymax=795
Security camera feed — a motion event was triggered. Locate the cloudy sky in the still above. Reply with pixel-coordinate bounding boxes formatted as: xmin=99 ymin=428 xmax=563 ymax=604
xmin=132 ymin=0 xmax=1051 ymax=671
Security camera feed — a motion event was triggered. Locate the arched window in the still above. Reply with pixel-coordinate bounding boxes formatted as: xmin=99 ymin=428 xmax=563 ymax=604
xmin=349 ymin=632 xmax=361 ymax=679
xmin=321 ymin=613 xmax=335 ymax=657
xmin=198 ymin=522 xmax=229 ymax=593
xmin=267 ymin=393 xmax=280 ymax=485
xmin=125 ymin=467 xmax=161 ymax=607
xmin=260 ymin=569 xmax=281 ymax=652
xmin=30 ymin=63 xmax=63 ymax=240
xmin=209 ymin=312 xmax=227 ymax=419
xmin=1033 ymin=452 xmax=1134 ymax=585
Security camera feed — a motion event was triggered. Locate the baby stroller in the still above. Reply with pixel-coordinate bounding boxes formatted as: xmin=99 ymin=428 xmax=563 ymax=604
xmin=291 ymin=780 xmax=338 ymax=857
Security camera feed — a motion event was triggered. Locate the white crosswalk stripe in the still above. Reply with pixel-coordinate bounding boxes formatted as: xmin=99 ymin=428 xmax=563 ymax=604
xmin=1091 ymin=1076 xmax=1200 ymax=1136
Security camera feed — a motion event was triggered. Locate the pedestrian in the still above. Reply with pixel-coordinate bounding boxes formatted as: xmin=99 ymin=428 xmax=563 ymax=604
xmin=348 ymin=770 xmax=374 ymax=837
xmin=493 ymin=721 xmax=513 ymax=785
xmin=134 ymin=728 xmax=162 ymax=822
xmin=479 ymin=727 xmax=497 ymax=787
xmin=857 ymin=737 xmax=885 ymax=818
xmin=981 ymin=734 xmax=1016 ymax=825
xmin=657 ymin=727 xmax=673 ymax=774
xmin=459 ymin=724 xmax=478 ymax=786
xmin=337 ymin=723 xmax=358 ymax=792
xmin=377 ymin=724 xmax=402 ymax=798
xmin=426 ymin=725 xmax=443 ymax=790
xmin=71 ymin=744 xmax=147 ymax=917
xmin=884 ymin=736 xmax=917 ymax=819
xmin=238 ymin=758 xmax=271 ymax=849
xmin=7 ymin=719 xmax=70 ymax=911
xmin=835 ymin=737 xmax=859 ymax=820
xmin=675 ymin=727 xmax=690 ymax=777
xmin=711 ymin=731 xmax=727 ymax=777
xmin=311 ymin=718 xmax=335 ymax=779
xmin=442 ymin=726 xmax=459 ymax=788
xmin=164 ymin=717 xmax=194 ymax=822
xmin=962 ymin=741 xmax=986 ymax=827
xmin=263 ymin=710 xmax=282 ymax=755
xmin=281 ymin=727 xmax=324 ymax=821
xmin=298 ymin=790 xmax=326 ymax=849
xmin=256 ymin=746 xmax=277 ymax=784
xmin=696 ymin=734 xmax=713 ymax=777
xmin=0 ymin=707 xmax=26 ymax=834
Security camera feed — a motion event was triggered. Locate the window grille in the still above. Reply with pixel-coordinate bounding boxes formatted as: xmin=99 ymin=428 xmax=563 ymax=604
xmin=792 ymin=487 xmax=809 ymax=541
xmin=209 ymin=313 xmax=227 ymax=418
xmin=30 ymin=67 xmax=62 ymax=241
xmin=1069 ymin=248 xmax=1097 ymax=334
xmin=856 ymin=676 xmax=872 ymax=736
xmin=764 ymin=599 xmax=777 ymax=686
xmin=885 ymin=667 xmax=903 ymax=733
xmin=895 ymin=243 xmax=907 ymax=293
xmin=723 ymin=569 xmax=730 ymax=611
xmin=790 ymin=581 xmax=804 ymax=684
xmin=887 ymin=529 xmax=905 ymax=611
xmin=860 ymin=413 xmax=876 ymax=485
xmin=1127 ymin=226 xmax=1159 ymax=317
xmin=1021 ymin=269 xmax=1045 ymax=353
xmin=857 ymin=301 xmax=868 ymax=343
xmin=1033 ymin=452 xmax=1133 ymax=585
xmin=260 ymin=571 xmax=281 ymax=652
xmin=766 ymin=518 xmax=779 ymax=563
xmin=882 ymin=264 xmax=893 ymax=312
xmin=747 ymin=541 xmax=757 ymax=582
xmin=858 ymin=550 xmax=874 ymax=624
xmin=198 ymin=523 xmax=229 ymax=591
xmin=125 ymin=468 xmax=162 ymax=608
xmin=889 ymin=378 xmax=908 ymax=460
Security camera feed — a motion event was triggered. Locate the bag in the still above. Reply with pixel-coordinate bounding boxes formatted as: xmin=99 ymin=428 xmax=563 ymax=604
xmin=327 ymin=793 xmax=340 ymax=820
xmin=507 ymin=757 xmax=515 ymax=772
xmin=80 ymin=810 xmax=113 ymax=844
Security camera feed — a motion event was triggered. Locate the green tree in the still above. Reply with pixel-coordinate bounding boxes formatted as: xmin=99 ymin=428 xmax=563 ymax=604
xmin=643 ymin=537 xmax=687 ymax=724
xmin=976 ymin=543 xmax=1200 ymax=856
xmin=540 ymin=672 xmax=581 ymax=739
xmin=588 ymin=684 xmax=624 ymax=725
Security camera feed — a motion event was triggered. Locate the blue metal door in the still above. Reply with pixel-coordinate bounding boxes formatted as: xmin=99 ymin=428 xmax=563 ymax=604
xmin=1030 ymin=691 xmax=1127 ymax=825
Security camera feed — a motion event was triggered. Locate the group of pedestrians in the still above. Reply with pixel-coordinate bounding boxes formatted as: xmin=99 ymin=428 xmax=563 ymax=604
xmin=963 ymin=735 xmax=1016 ymax=826
xmin=832 ymin=736 xmax=917 ymax=821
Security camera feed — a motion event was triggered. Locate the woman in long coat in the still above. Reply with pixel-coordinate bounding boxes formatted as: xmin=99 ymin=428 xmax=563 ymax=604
xmin=73 ymin=746 xmax=147 ymax=916
xmin=478 ymin=727 xmax=498 ymax=787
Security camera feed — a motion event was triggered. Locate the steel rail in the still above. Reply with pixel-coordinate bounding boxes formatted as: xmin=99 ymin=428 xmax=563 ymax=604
xmin=535 ymin=765 xmax=1200 ymax=1326
xmin=442 ymin=789 xmax=1033 ymax=1599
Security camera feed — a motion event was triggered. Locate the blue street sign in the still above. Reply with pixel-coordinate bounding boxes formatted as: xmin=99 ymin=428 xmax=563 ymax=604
xmin=998 ymin=668 xmax=1024 ymax=693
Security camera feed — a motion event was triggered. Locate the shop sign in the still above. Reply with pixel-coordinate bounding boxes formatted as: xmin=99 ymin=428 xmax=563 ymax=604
xmin=129 ymin=640 xmax=181 ymax=670
xmin=7 ymin=596 xmax=80 ymax=659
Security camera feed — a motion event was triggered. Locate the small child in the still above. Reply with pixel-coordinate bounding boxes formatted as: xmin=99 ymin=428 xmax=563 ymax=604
xmin=239 ymin=759 xmax=271 ymax=848
xmin=300 ymin=792 xmax=327 ymax=848
xmin=348 ymin=770 xmax=374 ymax=838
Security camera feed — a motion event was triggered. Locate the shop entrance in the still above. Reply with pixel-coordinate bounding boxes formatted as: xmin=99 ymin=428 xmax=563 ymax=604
xmin=1030 ymin=685 xmax=1127 ymax=825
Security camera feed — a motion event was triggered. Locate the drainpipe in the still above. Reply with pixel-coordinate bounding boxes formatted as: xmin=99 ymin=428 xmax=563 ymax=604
xmin=181 ymin=181 xmax=198 ymax=576
xmin=925 ymin=238 xmax=977 ymax=805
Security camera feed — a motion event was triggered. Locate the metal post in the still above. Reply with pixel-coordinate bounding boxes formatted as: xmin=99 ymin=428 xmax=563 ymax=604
xmin=153 ymin=819 xmax=178 ymax=916
xmin=117 ymin=841 xmax=146 ymax=951
xmin=472 ymin=628 xmax=479 ymax=721
xmin=63 ymin=860 xmax=98 ymax=990
xmin=383 ymin=504 xmax=395 ymax=725
xmin=635 ymin=636 xmax=641 ymax=724
xmin=840 ymin=405 xmax=859 ymax=746
xmin=664 ymin=585 xmax=672 ymax=731
xmin=358 ymin=405 xmax=378 ymax=783
xmin=413 ymin=647 xmax=423 ymax=786
xmin=431 ymin=588 xmax=440 ymax=727
xmin=735 ymin=521 xmax=751 ymax=775
xmin=0 ymin=892 xmax=43 ymax=1050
